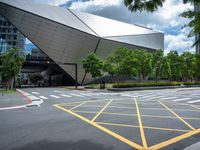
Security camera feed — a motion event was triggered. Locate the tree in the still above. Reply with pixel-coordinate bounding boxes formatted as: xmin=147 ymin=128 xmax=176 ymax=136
xmin=0 ymin=47 xmax=25 ymax=89
xmin=117 ymin=51 xmax=138 ymax=78
xmin=152 ymin=50 xmax=164 ymax=82
xmin=180 ymin=52 xmax=196 ymax=81
xmin=161 ymin=57 xmax=172 ymax=80
xmin=166 ymin=50 xmax=183 ymax=81
xmin=104 ymin=48 xmax=131 ymax=80
xmin=29 ymin=73 xmax=43 ymax=85
xmin=195 ymin=54 xmax=200 ymax=80
xmin=82 ymin=53 xmax=103 ymax=82
xmin=103 ymin=61 xmax=117 ymax=83
xmin=124 ymin=0 xmax=200 ymax=48
xmin=133 ymin=50 xmax=153 ymax=81
xmin=124 ymin=0 xmax=165 ymax=12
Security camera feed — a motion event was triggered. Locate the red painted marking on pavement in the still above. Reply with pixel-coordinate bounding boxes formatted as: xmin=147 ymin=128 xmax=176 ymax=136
xmin=18 ymin=91 xmax=33 ymax=105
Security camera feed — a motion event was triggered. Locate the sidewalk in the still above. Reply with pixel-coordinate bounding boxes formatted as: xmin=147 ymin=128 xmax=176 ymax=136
xmin=0 ymin=90 xmax=29 ymax=108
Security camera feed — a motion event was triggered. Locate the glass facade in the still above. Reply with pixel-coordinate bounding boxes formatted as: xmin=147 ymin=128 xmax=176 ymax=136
xmin=0 ymin=15 xmax=25 ymax=55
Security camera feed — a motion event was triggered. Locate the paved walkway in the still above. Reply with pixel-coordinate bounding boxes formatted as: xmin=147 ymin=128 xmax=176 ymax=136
xmin=0 ymin=90 xmax=28 ymax=108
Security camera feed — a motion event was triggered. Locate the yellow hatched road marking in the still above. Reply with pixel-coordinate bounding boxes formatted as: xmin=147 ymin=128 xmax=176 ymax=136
xmin=135 ymin=99 xmax=148 ymax=148
xmin=71 ymin=104 xmax=200 ymax=112
xmin=158 ymin=101 xmax=196 ymax=131
xmin=73 ymin=110 xmax=200 ymax=121
xmin=53 ymin=104 xmax=143 ymax=150
xmin=70 ymin=101 xmax=88 ymax=111
xmin=91 ymin=100 xmax=113 ymax=122
xmin=149 ymin=129 xmax=200 ymax=150
xmin=96 ymin=122 xmax=190 ymax=132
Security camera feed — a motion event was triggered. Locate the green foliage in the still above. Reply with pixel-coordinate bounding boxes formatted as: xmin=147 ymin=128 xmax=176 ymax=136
xmin=133 ymin=50 xmax=153 ymax=81
xmin=113 ymin=82 xmax=182 ymax=88
xmin=29 ymin=73 xmax=43 ymax=84
xmin=0 ymin=47 xmax=25 ymax=89
xmin=124 ymin=0 xmax=165 ymax=12
xmin=82 ymin=53 xmax=103 ymax=79
xmin=180 ymin=52 xmax=196 ymax=81
xmin=82 ymin=48 xmax=200 ymax=85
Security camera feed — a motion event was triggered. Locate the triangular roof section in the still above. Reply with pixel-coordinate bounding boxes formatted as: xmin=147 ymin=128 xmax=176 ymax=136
xmin=0 ymin=0 xmax=97 ymax=36
xmin=71 ymin=9 xmax=157 ymax=37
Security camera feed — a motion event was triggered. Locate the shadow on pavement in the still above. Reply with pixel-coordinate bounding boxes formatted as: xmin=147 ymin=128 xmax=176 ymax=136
xmin=10 ymin=139 xmax=115 ymax=150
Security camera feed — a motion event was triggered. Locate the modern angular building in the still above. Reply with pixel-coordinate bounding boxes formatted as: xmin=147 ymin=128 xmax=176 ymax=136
xmin=0 ymin=15 xmax=25 ymax=55
xmin=0 ymin=0 xmax=164 ymax=84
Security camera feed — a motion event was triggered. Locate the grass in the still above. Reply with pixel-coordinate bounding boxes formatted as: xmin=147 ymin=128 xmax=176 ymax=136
xmin=0 ymin=89 xmax=17 ymax=94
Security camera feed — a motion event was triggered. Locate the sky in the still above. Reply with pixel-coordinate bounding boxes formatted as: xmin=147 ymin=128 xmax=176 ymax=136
xmin=28 ymin=0 xmax=194 ymax=54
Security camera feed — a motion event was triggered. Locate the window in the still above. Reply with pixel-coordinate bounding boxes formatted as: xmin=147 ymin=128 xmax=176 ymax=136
xmin=13 ymin=35 xmax=17 ymax=40
xmin=3 ymin=21 xmax=6 ymax=26
xmin=13 ymin=28 xmax=17 ymax=33
xmin=13 ymin=42 xmax=16 ymax=46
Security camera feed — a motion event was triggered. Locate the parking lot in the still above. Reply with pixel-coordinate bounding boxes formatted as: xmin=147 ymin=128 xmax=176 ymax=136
xmin=0 ymin=87 xmax=200 ymax=150
xmin=54 ymin=97 xmax=200 ymax=150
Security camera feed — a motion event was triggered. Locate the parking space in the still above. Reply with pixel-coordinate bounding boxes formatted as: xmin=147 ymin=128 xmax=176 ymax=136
xmin=54 ymin=98 xmax=200 ymax=150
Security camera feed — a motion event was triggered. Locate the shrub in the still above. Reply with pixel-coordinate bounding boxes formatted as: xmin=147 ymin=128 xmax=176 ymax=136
xmin=113 ymin=82 xmax=182 ymax=88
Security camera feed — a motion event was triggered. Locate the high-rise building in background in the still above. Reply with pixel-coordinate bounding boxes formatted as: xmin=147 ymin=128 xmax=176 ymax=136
xmin=0 ymin=15 xmax=25 ymax=55
xmin=195 ymin=4 xmax=200 ymax=54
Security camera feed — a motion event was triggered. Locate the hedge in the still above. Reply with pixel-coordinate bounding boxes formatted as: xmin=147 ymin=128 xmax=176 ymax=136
xmin=112 ymin=82 xmax=200 ymax=88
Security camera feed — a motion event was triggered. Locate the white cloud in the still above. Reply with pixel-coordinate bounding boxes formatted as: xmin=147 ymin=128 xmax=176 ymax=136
xmin=68 ymin=0 xmax=194 ymax=54
xmin=29 ymin=0 xmax=195 ymax=54
xmin=32 ymin=0 xmax=69 ymax=6
xmin=165 ymin=29 xmax=195 ymax=54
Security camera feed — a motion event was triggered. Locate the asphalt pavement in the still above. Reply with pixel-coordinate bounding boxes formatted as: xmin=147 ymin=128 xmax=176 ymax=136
xmin=0 ymin=87 xmax=199 ymax=150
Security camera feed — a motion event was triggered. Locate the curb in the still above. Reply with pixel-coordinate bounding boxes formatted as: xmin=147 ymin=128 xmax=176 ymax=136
xmin=107 ymin=85 xmax=200 ymax=92
xmin=17 ymin=89 xmax=33 ymax=105
xmin=17 ymin=89 xmax=44 ymax=107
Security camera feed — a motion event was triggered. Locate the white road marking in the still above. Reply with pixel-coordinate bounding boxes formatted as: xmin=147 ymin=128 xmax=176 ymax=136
xmin=147 ymin=96 xmax=166 ymax=100
xmin=141 ymin=95 xmax=156 ymax=98
xmin=54 ymin=90 xmax=63 ymax=93
xmin=39 ymin=96 xmax=48 ymax=100
xmin=28 ymin=95 xmax=40 ymax=100
xmin=79 ymin=93 xmax=92 ymax=96
xmin=187 ymin=100 xmax=200 ymax=104
xmin=27 ymin=100 xmax=44 ymax=107
xmin=32 ymin=92 xmax=40 ymax=95
xmin=161 ymin=97 xmax=177 ymax=100
xmin=60 ymin=94 xmax=71 ymax=97
xmin=70 ymin=93 xmax=84 ymax=97
xmin=50 ymin=95 xmax=61 ymax=98
xmin=121 ymin=94 xmax=138 ymax=97
xmin=173 ymin=98 xmax=191 ymax=102
xmin=0 ymin=105 xmax=26 ymax=110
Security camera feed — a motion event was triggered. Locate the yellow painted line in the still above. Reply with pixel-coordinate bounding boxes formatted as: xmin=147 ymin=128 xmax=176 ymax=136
xmin=70 ymin=101 xmax=88 ymax=111
xmin=74 ymin=110 xmax=98 ymax=114
xmin=93 ymin=105 xmax=200 ymax=112
xmin=73 ymin=110 xmax=200 ymax=121
xmin=149 ymin=129 xmax=200 ymax=150
xmin=191 ymin=105 xmax=200 ymax=110
xmin=97 ymin=122 xmax=138 ymax=128
xmin=91 ymin=100 xmax=113 ymax=122
xmin=135 ymin=99 xmax=148 ymax=148
xmin=53 ymin=104 xmax=143 ymax=149
xmin=158 ymin=101 xmax=196 ymax=131
xmin=55 ymin=99 xmax=108 ymax=106
xmin=97 ymin=122 xmax=190 ymax=132
xmin=112 ymin=102 xmax=135 ymax=105
xmin=141 ymin=114 xmax=200 ymax=121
